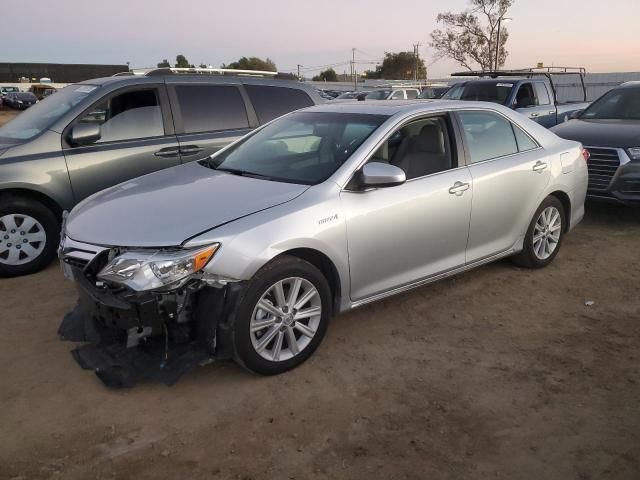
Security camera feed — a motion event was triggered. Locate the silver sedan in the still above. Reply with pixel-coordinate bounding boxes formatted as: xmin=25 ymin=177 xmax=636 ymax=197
xmin=59 ymin=100 xmax=588 ymax=386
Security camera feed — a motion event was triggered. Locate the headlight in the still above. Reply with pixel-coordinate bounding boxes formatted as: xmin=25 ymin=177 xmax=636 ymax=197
xmin=17 ymin=100 xmax=23 ymax=104
xmin=97 ymin=244 xmax=219 ymax=291
xmin=627 ymin=147 xmax=640 ymax=161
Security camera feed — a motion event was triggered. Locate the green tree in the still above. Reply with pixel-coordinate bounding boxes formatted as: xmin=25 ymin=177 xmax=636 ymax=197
xmin=378 ymin=52 xmax=426 ymax=80
xmin=362 ymin=69 xmax=382 ymax=80
xmin=199 ymin=63 xmax=208 ymax=68
xmin=311 ymin=68 xmax=338 ymax=82
xmin=175 ymin=54 xmax=191 ymax=68
xmin=224 ymin=56 xmax=277 ymax=72
xmin=157 ymin=59 xmax=170 ymax=68
xmin=430 ymin=0 xmax=513 ymax=72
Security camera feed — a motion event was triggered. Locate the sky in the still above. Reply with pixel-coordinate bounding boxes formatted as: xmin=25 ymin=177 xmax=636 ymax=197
xmin=2 ymin=0 xmax=639 ymax=78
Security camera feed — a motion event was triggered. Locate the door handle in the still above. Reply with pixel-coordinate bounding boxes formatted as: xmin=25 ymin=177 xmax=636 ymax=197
xmin=154 ymin=147 xmax=180 ymax=158
xmin=180 ymin=145 xmax=205 ymax=156
xmin=448 ymin=181 xmax=470 ymax=196
xmin=548 ymin=110 xmax=556 ymax=115
xmin=532 ymin=160 xmax=548 ymax=173
xmin=530 ymin=112 xmax=540 ymax=118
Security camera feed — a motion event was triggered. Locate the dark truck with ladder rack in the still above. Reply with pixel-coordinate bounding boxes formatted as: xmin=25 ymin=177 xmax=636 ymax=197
xmin=443 ymin=67 xmax=590 ymax=129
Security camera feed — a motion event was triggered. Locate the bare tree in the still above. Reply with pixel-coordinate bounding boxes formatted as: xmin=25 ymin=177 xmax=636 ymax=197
xmin=430 ymin=0 xmax=513 ymax=72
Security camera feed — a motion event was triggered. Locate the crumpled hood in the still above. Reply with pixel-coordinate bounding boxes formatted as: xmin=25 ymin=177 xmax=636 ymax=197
xmin=551 ymin=119 xmax=640 ymax=148
xmin=66 ymin=162 xmax=309 ymax=247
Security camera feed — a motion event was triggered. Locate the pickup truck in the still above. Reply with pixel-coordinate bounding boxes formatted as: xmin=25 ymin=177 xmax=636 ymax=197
xmin=443 ymin=70 xmax=590 ymax=128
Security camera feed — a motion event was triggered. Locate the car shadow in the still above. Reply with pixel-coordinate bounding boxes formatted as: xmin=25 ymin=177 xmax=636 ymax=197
xmin=582 ymin=200 xmax=639 ymax=229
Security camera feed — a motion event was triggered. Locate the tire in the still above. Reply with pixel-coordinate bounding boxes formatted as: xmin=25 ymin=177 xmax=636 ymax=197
xmin=512 ymin=196 xmax=566 ymax=269
xmin=0 ymin=196 xmax=60 ymax=277
xmin=232 ymin=255 xmax=332 ymax=375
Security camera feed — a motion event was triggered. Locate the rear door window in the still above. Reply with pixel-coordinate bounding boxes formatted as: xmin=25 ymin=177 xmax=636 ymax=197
xmin=406 ymin=90 xmax=419 ymax=99
xmin=76 ymin=88 xmax=164 ymax=143
xmin=458 ymin=111 xmax=519 ymax=163
xmin=512 ymin=124 xmax=539 ymax=152
xmin=175 ymin=85 xmax=249 ymax=134
xmin=244 ymin=85 xmax=314 ymax=124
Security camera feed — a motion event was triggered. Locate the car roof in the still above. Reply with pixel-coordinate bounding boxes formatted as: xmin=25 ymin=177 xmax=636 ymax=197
xmin=303 ymin=99 xmax=492 ymax=115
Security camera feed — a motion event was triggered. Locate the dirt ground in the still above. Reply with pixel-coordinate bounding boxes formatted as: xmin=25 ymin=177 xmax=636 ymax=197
xmin=0 ymin=109 xmax=18 ymax=125
xmin=1 ymin=109 xmax=640 ymax=479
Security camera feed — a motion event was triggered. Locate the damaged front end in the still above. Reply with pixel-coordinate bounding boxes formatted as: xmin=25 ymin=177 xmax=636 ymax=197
xmin=58 ymin=237 xmax=244 ymax=388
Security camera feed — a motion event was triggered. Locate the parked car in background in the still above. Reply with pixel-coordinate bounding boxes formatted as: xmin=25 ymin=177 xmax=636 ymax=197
xmin=317 ymin=89 xmax=341 ymax=99
xmin=30 ymin=84 xmax=57 ymax=100
xmin=551 ymin=81 xmax=640 ymax=204
xmin=42 ymin=88 xmax=57 ymax=98
xmin=317 ymin=89 xmax=335 ymax=100
xmin=58 ymin=100 xmax=587 ymax=387
xmin=3 ymin=92 xmax=38 ymax=109
xmin=0 ymin=86 xmax=20 ymax=98
xmin=444 ymin=69 xmax=590 ymax=128
xmin=366 ymin=87 xmax=421 ymax=100
xmin=0 ymin=68 xmax=325 ymax=277
xmin=418 ymin=85 xmax=451 ymax=99
xmin=335 ymin=91 xmax=367 ymax=100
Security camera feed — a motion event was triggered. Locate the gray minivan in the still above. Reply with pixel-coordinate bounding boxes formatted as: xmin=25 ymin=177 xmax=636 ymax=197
xmin=0 ymin=71 xmax=324 ymax=277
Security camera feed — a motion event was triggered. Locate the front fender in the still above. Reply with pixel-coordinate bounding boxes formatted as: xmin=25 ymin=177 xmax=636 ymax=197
xmin=187 ymin=183 xmax=351 ymax=310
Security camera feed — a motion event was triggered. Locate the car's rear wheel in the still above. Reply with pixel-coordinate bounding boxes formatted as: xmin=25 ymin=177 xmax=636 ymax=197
xmin=513 ymin=196 xmax=566 ymax=269
xmin=232 ymin=255 xmax=332 ymax=375
xmin=0 ymin=197 xmax=59 ymax=277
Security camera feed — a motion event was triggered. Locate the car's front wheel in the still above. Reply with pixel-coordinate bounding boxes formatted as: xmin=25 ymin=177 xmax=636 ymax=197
xmin=232 ymin=255 xmax=332 ymax=375
xmin=513 ymin=196 xmax=566 ymax=269
xmin=0 ymin=196 xmax=59 ymax=277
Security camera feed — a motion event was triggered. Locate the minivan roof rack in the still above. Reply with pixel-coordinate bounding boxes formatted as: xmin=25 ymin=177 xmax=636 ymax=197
xmin=113 ymin=67 xmax=279 ymax=78
xmin=450 ymin=67 xmax=587 ymax=102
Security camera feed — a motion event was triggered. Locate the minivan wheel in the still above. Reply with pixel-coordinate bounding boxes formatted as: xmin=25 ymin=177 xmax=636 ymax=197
xmin=513 ymin=196 xmax=566 ymax=269
xmin=232 ymin=255 xmax=332 ymax=375
xmin=0 ymin=197 xmax=59 ymax=277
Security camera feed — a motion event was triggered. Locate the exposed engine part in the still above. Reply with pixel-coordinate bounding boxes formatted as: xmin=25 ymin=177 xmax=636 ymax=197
xmin=126 ymin=326 xmax=152 ymax=348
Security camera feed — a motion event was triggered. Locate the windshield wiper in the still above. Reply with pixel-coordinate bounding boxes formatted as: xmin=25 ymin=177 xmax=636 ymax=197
xmin=215 ymin=167 xmax=276 ymax=181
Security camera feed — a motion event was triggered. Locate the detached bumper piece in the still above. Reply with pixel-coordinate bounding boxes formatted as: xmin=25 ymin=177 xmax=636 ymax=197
xmin=58 ymin=269 xmax=236 ymax=389
xmin=59 ymin=307 xmax=213 ymax=388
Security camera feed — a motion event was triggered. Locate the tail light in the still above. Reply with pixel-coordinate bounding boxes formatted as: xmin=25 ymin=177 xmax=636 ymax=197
xmin=581 ymin=147 xmax=590 ymax=162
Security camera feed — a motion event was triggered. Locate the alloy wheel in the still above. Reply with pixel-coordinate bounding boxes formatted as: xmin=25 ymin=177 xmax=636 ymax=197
xmin=532 ymin=206 xmax=562 ymax=261
xmin=250 ymin=277 xmax=322 ymax=362
xmin=0 ymin=214 xmax=47 ymax=266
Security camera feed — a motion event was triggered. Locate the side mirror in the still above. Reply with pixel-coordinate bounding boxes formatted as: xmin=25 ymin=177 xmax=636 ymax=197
xmin=569 ymin=109 xmax=584 ymax=120
xmin=70 ymin=123 xmax=101 ymax=146
xmin=356 ymin=93 xmax=367 ymax=101
xmin=359 ymin=162 xmax=406 ymax=188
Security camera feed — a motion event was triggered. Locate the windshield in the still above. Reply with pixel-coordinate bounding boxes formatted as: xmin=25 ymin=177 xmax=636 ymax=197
xmin=366 ymin=90 xmax=392 ymax=100
xmin=209 ymin=111 xmax=388 ymax=185
xmin=580 ymin=87 xmax=640 ymax=120
xmin=0 ymin=84 xmax=98 ymax=142
xmin=442 ymin=82 xmax=513 ymax=104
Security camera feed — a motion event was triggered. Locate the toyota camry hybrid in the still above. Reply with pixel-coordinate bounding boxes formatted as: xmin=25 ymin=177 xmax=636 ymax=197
xmin=58 ymin=100 xmax=588 ymax=387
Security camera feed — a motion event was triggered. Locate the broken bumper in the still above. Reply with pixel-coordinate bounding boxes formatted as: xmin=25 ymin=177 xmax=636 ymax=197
xmin=59 ymin=264 xmax=244 ymax=388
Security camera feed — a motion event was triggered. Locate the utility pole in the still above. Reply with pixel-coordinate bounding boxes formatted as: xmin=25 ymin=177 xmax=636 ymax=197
xmin=297 ymin=64 xmax=302 ymax=81
xmin=412 ymin=42 xmax=422 ymax=82
xmin=352 ymin=48 xmax=356 ymax=90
